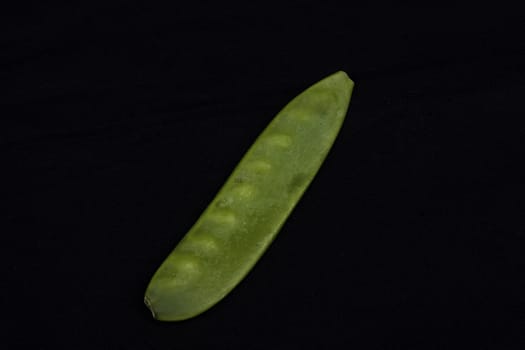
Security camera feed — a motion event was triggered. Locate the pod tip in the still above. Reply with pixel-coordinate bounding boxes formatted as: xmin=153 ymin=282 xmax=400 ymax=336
xmin=144 ymin=295 xmax=157 ymax=319
xmin=334 ymin=70 xmax=354 ymax=86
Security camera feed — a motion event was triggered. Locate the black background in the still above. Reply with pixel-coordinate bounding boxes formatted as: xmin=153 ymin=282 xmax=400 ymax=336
xmin=3 ymin=3 xmax=525 ymax=349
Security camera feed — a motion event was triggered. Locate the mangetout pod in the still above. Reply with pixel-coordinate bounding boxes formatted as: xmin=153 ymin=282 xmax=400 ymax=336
xmin=145 ymin=71 xmax=354 ymax=321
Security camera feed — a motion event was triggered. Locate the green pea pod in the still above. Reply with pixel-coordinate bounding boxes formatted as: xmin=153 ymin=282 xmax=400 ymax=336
xmin=145 ymin=71 xmax=354 ymax=321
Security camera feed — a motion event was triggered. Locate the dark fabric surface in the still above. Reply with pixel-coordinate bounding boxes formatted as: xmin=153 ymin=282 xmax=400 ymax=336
xmin=3 ymin=4 xmax=525 ymax=349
